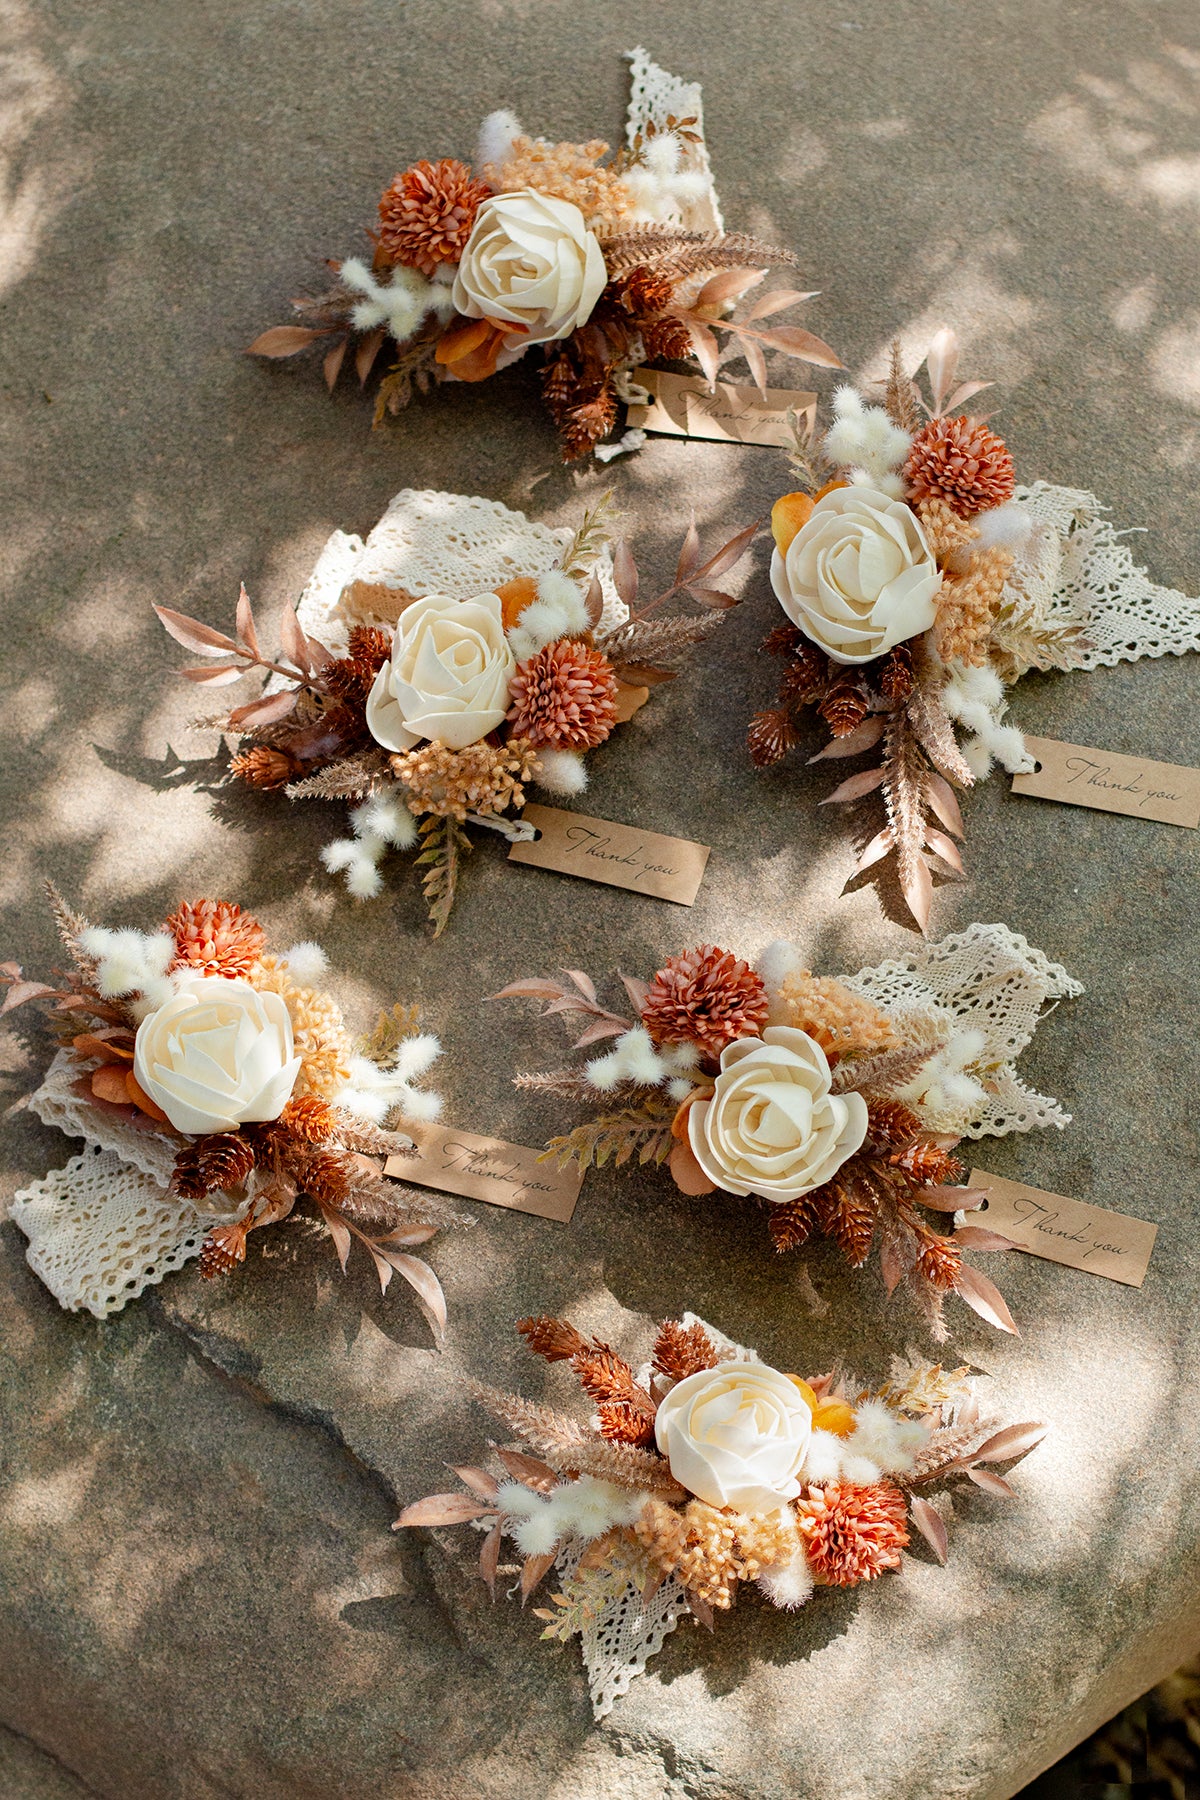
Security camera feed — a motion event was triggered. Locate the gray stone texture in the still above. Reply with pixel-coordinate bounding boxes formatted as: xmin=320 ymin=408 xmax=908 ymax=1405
xmin=2 ymin=0 xmax=1199 ymax=1794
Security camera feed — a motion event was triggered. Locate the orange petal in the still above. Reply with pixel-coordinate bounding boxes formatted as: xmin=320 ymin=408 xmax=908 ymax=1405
xmin=786 ymin=1376 xmax=820 ymax=1412
xmin=495 ymin=575 xmax=540 ymax=630
xmin=91 ymin=1063 xmax=133 ymax=1105
xmin=669 ymin=1086 xmax=712 ymax=1141
xmin=435 ymin=319 xmax=508 ymax=382
xmin=668 ymin=1138 xmax=717 ymax=1197
xmin=811 ymin=1398 xmax=856 ymax=1438
xmin=435 ymin=317 xmax=493 ymax=365
xmin=125 ymin=1069 xmax=172 ymax=1125
xmin=814 ymin=478 xmax=849 ymax=502
xmin=771 ymin=491 xmax=815 ymax=556
xmin=613 ymin=680 xmax=650 ymax=724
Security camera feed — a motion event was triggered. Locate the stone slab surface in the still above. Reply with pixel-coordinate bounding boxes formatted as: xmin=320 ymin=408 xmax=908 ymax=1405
xmin=2 ymin=0 xmax=1200 ymax=1795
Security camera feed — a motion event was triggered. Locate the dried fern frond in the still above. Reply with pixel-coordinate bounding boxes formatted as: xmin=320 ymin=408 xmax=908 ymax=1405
xmin=881 ymin=710 xmax=937 ymax=933
xmin=43 ymin=881 xmax=97 ymax=982
xmin=285 ymin=752 xmax=391 ymax=801
xmin=882 ymin=338 xmax=921 ymax=434
xmin=557 ymin=490 xmax=619 ymax=578
xmin=469 ymin=1381 xmax=587 ymax=1455
xmin=596 ymin=611 xmax=725 ymax=664
xmin=598 ymin=226 xmax=798 ymax=281
xmin=374 ymin=327 xmax=444 ymax=422
xmin=830 ymin=1042 xmax=941 ymax=1099
xmin=359 ymin=1001 xmax=423 ymax=1063
xmin=553 ymin=1438 xmax=685 ymax=1498
xmin=416 ymin=814 xmax=472 ymax=938
xmin=542 ymin=1095 xmax=678 ymax=1171
xmin=905 ymin=682 xmax=974 ymax=789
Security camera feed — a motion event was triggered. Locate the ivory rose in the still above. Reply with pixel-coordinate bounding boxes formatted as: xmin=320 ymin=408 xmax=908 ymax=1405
xmin=133 ymin=977 xmax=301 ymax=1136
xmin=771 ymin=484 xmax=940 ymax=663
xmin=366 ymin=592 xmax=516 ymax=752
xmin=687 ymin=1026 xmax=868 ymax=1201
xmin=451 ymin=189 xmax=607 ymax=349
xmin=654 ymin=1361 xmax=813 ymax=1512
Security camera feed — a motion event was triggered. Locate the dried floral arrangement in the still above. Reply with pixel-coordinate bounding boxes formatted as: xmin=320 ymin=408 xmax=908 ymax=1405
xmin=156 ymin=487 xmax=755 ymax=935
xmin=396 ymin=1308 xmax=1045 ymax=1715
xmin=750 ymin=329 xmax=1200 ymax=930
xmin=247 ymin=48 xmax=838 ymax=461
xmin=4 ymin=885 xmax=465 ymax=1332
xmin=497 ymin=924 xmax=1081 ymax=1340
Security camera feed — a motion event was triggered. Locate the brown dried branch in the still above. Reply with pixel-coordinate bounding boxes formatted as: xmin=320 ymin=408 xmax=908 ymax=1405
xmin=883 ymin=338 xmax=921 ymax=434
xmin=829 ymin=1043 xmax=940 ymax=1098
xmin=595 ymin=611 xmax=726 ymax=665
xmin=551 ymin=1438 xmax=685 ymax=1498
xmin=597 ymin=226 xmax=799 ymax=281
xmin=469 ymin=1382 xmax=588 ymax=1456
xmin=285 ymin=752 xmax=392 ymax=801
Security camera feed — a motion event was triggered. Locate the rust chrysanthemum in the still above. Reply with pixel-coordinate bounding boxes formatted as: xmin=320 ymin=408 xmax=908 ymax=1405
xmin=506 ymin=640 xmax=619 ymax=750
xmin=378 ymin=158 xmax=491 ymax=277
xmin=904 ymin=415 xmax=1016 ymax=518
xmin=168 ymin=899 xmax=265 ymax=978
xmin=796 ymin=1481 xmax=910 ymax=1585
xmin=640 ymin=945 xmax=770 ymax=1056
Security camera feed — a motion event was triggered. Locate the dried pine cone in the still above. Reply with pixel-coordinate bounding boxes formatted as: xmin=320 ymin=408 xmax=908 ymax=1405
xmin=298 ymin=1148 xmax=353 ymax=1208
xmin=768 ymin=1193 xmax=822 ymax=1253
xmin=762 ymin=624 xmax=808 ymax=659
xmin=823 ymin=1178 xmax=878 ymax=1267
xmin=279 ymin=1095 xmax=338 ymax=1144
xmin=172 ymin=1133 xmax=255 ymax=1201
xmin=780 ymin=644 xmax=833 ymax=706
xmin=229 ymin=746 xmax=299 ymax=790
xmin=200 ymin=1217 xmax=251 ymax=1279
xmin=377 ymin=158 xmax=491 ymax=276
xmin=904 ymin=416 xmax=1016 ymax=518
xmin=641 ymin=945 xmax=769 ymax=1056
xmin=506 ymin=640 xmax=619 ymax=750
xmin=323 ymin=626 xmax=393 ymax=707
xmin=864 ymin=1100 xmax=923 ymax=1149
xmin=653 ymin=1319 xmax=719 ymax=1381
xmin=168 ymin=899 xmax=265 ymax=978
xmin=558 ymin=388 xmax=619 ymax=462
xmin=640 ymin=315 xmax=695 ymax=362
xmin=878 ymin=644 xmax=915 ymax=701
xmin=818 ymin=678 xmax=869 ymax=737
xmin=747 ymin=708 xmax=798 ymax=768
xmin=796 ymin=1481 xmax=909 ymax=1585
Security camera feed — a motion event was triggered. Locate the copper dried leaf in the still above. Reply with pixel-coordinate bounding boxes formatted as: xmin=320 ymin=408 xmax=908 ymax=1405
xmin=181 ymin=663 xmax=245 ymax=685
xmin=1 ymin=981 xmax=60 ymax=1014
xmin=571 ymin=1020 xmax=628 ymax=1048
xmin=610 ymin=662 xmax=676 ymax=686
xmin=945 ymin=379 xmax=993 ymax=412
xmin=355 ymin=326 xmax=386 ymax=386
xmin=491 ymin=978 xmax=567 ymax=1001
xmin=450 ymin=1465 xmax=501 ymax=1502
xmin=520 ymin=1550 xmax=557 ymax=1603
xmin=492 ymin=1446 xmax=557 ymax=1492
xmin=909 ymin=1497 xmax=948 ymax=1564
xmin=153 ymin=605 xmax=243 ymax=659
xmin=235 ymin=583 xmax=260 ymax=658
xmin=923 ymin=328 xmax=959 ymax=415
xmin=918 ymin=1185 xmax=989 ymax=1212
xmin=686 ymin=319 xmax=721 ymax=387
xmin=855 ymin=828 xmax=894 ymax=873
xmin=970 ymin=1421 xmax=1047 ymax=1465
xmin=246 ymin=325 xmax=331 ymax=357
xmin=965 ymin=1466 xmax=1017 ymax=1499
xmin=693 ymin=517 xmax=760 ymax=583
xmin=318 ymin=1206 xmax=352 ymax=1273
xmin=619 ymin=973 xmax=650 ymax=1014
xmin=879 ymin=1233 xmax=904 ymax=1296
xmin=687 ymin=1591 xmax=716 ymax=1631
xmin=901 ymin=853 xmax=933 ymax=935
xmin=809 ymin=716 xmax=886 ymax=761
xmin=379 ymin=1250 xmax=446 ymax=1346
xmin=393 ymin=1493 xmax=498 ymax=1528
xmin=583 ymin=575 xmax=604 ymax=629
xmin=612 ymin=539 xmax=639 ymax=608
xmin=226 ymin=689 xmax=299 ymax=730
xmin=751 ymin=325 xmax=843 ymax=368
xmin=675 ymin=521 xmax=701 ymax=585
xmin=323 ymin=337 xmax=348 ymax=393
xmin=479 ymin=1522 xmax=502 ymax=1597
xmin=820 ymin=766 xmax=887 ymax=805
xmin=925 ymin=827 xmax=965 ymax=874
xmin=685 ymin=584 xmax=738 ymax=610
xmin=277 ymin=601 xmax=312 ymax=676
xmin=952 ymin=1225 xmax=1019 ymax=1252
xmin=694 ymin=267 xmax=767 ymax=310
xmin=745 ymin=287 xmax=818 ymax=322
xmin=952 ymin=1262 xmax=1019 ymax=1335
xmin=742 ymin=336 xmax=768 ymax=394
xmin=924 ymin=771 xmax=965 ymax=836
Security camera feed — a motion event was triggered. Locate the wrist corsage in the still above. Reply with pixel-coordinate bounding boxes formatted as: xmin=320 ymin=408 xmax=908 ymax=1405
xmin=157 ymin=489 xmax=754 ymax=934
xmin=247 ymin=48 xmax=837 ymax=461
xmin=396 ymin=1308 xmax=1044 ymax=1715
xmin=750 ymin=331 xmax=1200 ymax=929
xmin=4 ymin=885 xmax=463 ymax=1334
xmin=497 ymin=924 xmax=1080 ymax=1339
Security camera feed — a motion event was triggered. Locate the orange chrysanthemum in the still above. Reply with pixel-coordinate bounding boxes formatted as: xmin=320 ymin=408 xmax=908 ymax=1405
xmin=640 ymin=945 xmax=769 ymax=1056
xmin=796 ymin=1481 xmax=910 ymax=1586
xmin=506 ymin=640 xmax=619 ymax=750
xmin=904 ymin=415 xmax=1016 ymax=519
xmin=378 ymin=158 xmax=491 ymax=277
xmin=167 ymin=899 xmax=265 ymax=979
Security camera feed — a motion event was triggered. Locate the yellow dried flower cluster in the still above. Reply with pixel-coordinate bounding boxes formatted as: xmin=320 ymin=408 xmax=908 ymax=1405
xmin=916 ymin=496 xmax=978 ymax=565
xmin=254 ymin=955 xmax=354 ymax=1101
xmin=777 ymin=971 xmax=896 ymax=1058
xmin=391 ymin=737 xmax=539 ymax=823
xmin=488 ymin=136 xmax=633 ymax=229
xmin=635 ymin=1498 xmax=798 ymax=1607
xmin=936 ymin=546 xmax=1015 ymax=665
xmin=876 ymin=1361 xmax=975 ymax=1419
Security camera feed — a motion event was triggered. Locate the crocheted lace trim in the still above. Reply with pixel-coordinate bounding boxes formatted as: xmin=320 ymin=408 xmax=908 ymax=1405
xmin=9 ymin=1050 xmax=226 ymax=1317
xmin=625 ymin=46 xmax=724 ymax=233
xmin=293 ymin=489 xmax=626 ymax=651
xmin=844 ymin=922 xmax=1081 ymax=1139
xmin=1009 ymin=482 xmax=1200 ymax=671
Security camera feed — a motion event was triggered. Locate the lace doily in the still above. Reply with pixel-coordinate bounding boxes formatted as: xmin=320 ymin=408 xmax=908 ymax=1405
xmin=293 ymin=490 xmax=626 ymax=653
xmin=1010 ymin=482 xmax=1200 ymax=670
xmin=845 ymin=922 xmax=1082 ymax=1139
xmin=625 ymin=46 xmax=724 ymax=234
xmin=9 ymin=1049 xmax=223 ymax=1317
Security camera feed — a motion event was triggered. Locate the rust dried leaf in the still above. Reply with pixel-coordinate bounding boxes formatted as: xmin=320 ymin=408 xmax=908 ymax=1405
xmin=953 ymin=1262 xmax=1019 ymax=1335
xmin=226 ymin=689 xmax=299 ymax=730
xmin=910 ymin=1497 xmax=948 ymax=1564
xmin=246 ymin=325 xmax=331 ymax=357
xmin=820 ymin=766 xmax=887 ymax=805
xmin=153 ymin=605 xmax=243 ymax=659
xmin=393 ymin=1493 xmax=498 ymax=1528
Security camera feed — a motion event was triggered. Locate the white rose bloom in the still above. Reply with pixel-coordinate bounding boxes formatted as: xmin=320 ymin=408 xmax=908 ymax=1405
xmin=451 ymin=189 xmax=607 ymax=349
xmin=366 ymin=592 xmax=516 ymax=753
xmin=688 ymin=1026 xmax=868 ymax=1202
xmin=771 ymin=484 xmax=940 ymax=664
xmin=134 ymin=977 xmax=301 ymax=1136
xmin=655 ymin=1362 xmax=813 ymax=1512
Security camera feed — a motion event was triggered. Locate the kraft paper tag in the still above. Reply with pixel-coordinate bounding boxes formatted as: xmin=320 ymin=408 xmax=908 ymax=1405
xmin=625 ymin=368 xmax=816 ymax=448
xmin=1011 ymin=735 xmax=1200 ymax=828
xmin=387 ymin=1125 xmax=583 ymax=1223
xmin=969 ymin=1168 xmax=1157 ymax=1287
xmin=509 ymin=804 xmax=710 ymax=904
